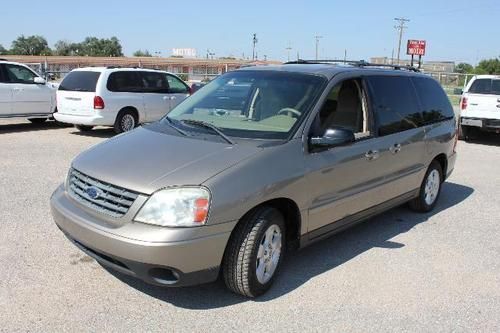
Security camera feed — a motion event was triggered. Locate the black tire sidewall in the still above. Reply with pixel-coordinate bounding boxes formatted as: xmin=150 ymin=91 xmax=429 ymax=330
xmin=114 ymin=110 xmax=137 ymax=133
xmin=248 ymin=209 xmax=286 ymax=295
xmin=418 ymin=161 xmax=443 ymax=212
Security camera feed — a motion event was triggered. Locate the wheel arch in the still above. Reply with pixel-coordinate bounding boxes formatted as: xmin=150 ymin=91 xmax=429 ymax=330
xmin=433 ymin=153 xmax=448 ymax=181
xmin=117 ymin=106 xmax=140 ymax=123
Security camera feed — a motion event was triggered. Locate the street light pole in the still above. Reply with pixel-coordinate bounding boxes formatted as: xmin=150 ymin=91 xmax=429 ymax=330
xmin=252 ymin=33 xmax=258 ymax=61
xmin=315 ymin=35 xmax=323 ymax=60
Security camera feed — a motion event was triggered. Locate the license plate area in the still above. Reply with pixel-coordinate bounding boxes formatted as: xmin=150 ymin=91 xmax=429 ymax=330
xmin=461 ymin=118 xmax=482 ymax=127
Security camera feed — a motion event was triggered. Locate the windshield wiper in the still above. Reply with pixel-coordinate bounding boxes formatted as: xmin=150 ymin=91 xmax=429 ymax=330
xmin=180 ymin=119 xmax=234 ymax=144
xmin=164 ymin=117 xmax=189 ymax=136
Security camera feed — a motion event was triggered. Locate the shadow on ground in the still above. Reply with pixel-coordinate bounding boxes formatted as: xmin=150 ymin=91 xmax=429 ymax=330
xmin=107 ymin=181 xmax=473 ymax=309
xmin=69 ymin=128 xmax=115 ymax=138
xmin=463 ymin=131 xmax=500 ymax=147
xmin=0 ymin=120 xmax=69 ymax=134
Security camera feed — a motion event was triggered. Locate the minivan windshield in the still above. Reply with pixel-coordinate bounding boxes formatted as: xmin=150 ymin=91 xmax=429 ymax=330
xmin=59 ymin=71 xmax=101 ymax=92
xmin=164 ymin=71 xmax=326 ymax=139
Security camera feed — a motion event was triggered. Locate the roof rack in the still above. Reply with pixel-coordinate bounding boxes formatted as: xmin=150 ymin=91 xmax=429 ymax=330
xmin=284 ymin=59 xmax=420 ymax=72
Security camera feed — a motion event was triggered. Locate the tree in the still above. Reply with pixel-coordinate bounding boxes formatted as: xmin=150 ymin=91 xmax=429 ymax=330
xmin=11 ymin=35 xmax=52 ymax=55
xmin=475 ymin=58 xmax=500 ymax=75
xmin=0 ymin=44 xmax=7 ymax=55
xmin=54 ymin=40 xmax=79 ymax=56
xmin=133 ymin=49 xmax=152 ymax=57
xmin=77 ymin=36 xmax=123 ymax=57
xmin=455 ymin=62 xmax=474 ymax=74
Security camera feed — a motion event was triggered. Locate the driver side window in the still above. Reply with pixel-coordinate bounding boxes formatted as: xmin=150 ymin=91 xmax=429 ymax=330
xmin=312 ymin=79 xmax=370 ymax=138
xmin=4 ymin=64 xmax=37 ymax=84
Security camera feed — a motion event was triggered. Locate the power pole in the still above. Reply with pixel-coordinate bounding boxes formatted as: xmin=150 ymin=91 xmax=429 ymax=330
xmin=252 ymin=33 xmax=258 ymax=61
xmin=315 ymin=35 xmax=323 ymax=60
xmin=394 ymin=17 xmax=410 ymax=65
xmin=286 ymin=42 xmax=292 ymax=62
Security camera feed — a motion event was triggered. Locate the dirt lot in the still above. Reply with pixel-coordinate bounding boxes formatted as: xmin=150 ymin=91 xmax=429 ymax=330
xmin=1 ymin=120 xmax=499 ymax=332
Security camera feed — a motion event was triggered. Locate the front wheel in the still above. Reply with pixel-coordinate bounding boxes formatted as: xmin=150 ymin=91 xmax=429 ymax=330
xmin=223 ymin=207 xmax=286 ymax=297
xmin=409 ymin=161 xmax=443 ymax=212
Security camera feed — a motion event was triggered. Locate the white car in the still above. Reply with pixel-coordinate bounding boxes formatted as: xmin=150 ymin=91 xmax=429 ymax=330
xmin=459 ymin=75 xmax=500 ymax=140
xmin=0 ymin=60 xmax=57 ymax=123
xmin=55 ymin=67 xmax=191 ymax=133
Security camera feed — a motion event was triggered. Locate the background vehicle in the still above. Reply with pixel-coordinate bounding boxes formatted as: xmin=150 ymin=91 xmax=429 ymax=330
xmin=55 ymin=67 xmax=190 ymax=133
xmin=0 ymin=60 xmax=56 ymax=123
xmin=459 ymin=75 xmax=500 ymax=140
xmin=51 ymin=62 xmax=457 ymax=297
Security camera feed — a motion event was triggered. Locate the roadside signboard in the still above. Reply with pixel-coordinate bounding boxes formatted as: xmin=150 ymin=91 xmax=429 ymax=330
xmin=407 ymin=40 xmax=426 ymax=56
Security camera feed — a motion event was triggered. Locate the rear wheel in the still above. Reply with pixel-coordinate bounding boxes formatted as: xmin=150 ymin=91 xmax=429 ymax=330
xmin=75 ymin=125 xmax=94 ymax=132
xmin=28 ymin=118 xmax=47 ymax=124
xmin=409 ymin=161 xmax=443 ymax=212
xmin=223 ymin=207 xmax=286 ymax=297
xmin=114 ymin=110 xmax=137 ymax=134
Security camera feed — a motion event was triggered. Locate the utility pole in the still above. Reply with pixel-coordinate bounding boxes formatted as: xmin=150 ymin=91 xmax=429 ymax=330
xmin=394 ymin=17 xmax=410 ymax=65
xmin=315 ymin=35 xmax=323 ymax=60
xmin=252 ymin=33 xmax=258 ymax=61
xmin=286 ymin=42 xmax=292 ymax=62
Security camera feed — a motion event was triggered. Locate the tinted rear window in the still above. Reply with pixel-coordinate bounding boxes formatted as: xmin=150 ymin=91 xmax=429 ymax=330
xmin=469 ymin=78 xmax=500 ymax=95
xmin=59 ymin=71 xmax=101 ymax=92
xmin=366 ymin=76 xmax=420 ymax=136
xmin=412 ymin=77 xmax=454 ymax=125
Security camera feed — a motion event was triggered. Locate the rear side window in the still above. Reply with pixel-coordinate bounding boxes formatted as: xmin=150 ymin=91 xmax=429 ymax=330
xmin=167 ymin=74 xmax=188 ymax=93
xmin=140 ymin=71 xmax=169 ymax=93
xmin=0 ymin=65 xmax=5 ymax=83
xmin=59 ymin=71 xmax=101 ymax=92
xmin=412 ymin=77 xmax=454 ymax=125
xmin=468 ymin=78 xmax=500 ymax=95
xmin=107 ymin=71 xmax=144 ymax=93
xmin=366 ymin=76 xmax=420 ymax=136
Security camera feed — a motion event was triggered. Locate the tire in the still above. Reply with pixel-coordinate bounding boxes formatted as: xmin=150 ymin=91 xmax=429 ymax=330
xmin=75 ymin=125 xmax=94 ymax=132
xmin=28 ymin=118 xmax=47 ymax=124
xmin=114 ymin=109 xmax=138 ymax=134
xmin=409 ymin=160 xmax=443 ymax=213
xmin=458 ymin=124 xmax=470 ymax=141
xmin=223 ymin=206 xmax=286 ymax=297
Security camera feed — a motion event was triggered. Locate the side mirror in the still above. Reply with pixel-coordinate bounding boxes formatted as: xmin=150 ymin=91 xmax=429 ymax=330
xmin=309 ymin=127 xmax=355 ymax=152
xmin=34 ymin=77 xmax=46 ymax=85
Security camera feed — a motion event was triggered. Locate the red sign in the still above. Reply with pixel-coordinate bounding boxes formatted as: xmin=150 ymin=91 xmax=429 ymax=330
xmin=407 ymin=40 xmax=426 ymax=56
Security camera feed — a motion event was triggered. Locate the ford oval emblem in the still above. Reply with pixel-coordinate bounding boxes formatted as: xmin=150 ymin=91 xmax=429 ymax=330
xmin=86 ymin=187 xmax=101 ymax=200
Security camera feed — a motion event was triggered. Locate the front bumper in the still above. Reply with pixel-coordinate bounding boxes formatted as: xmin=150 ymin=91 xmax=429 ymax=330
xmin=50 ymin=185 xmax=236 ymax=287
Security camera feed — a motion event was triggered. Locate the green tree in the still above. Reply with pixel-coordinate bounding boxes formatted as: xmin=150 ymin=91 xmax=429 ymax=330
xmin=11 ymin=35 xmax=52 ymax=55
xmin=0 ymin=44 xmax=7 ymax=55
xmin=475 ymin=58 xmax=500 ymax=74
xmin=78 ymin=36 xmax=123 ymax=57
xmin=133 ymin=49 xmax=152 ymax=57
xmin=455 ymin=62 xmax=474 ymax=74
xmin=54 ymin=40 xmax=79 ymax=56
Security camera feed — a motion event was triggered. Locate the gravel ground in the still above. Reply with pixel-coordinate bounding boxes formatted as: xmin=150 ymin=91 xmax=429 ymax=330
xmin=0 ymin=119 xmax=499 ymax=332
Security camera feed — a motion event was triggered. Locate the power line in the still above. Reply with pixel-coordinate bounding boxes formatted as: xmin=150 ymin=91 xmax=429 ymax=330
xmin=394 ymin=17 xmax=410 ymax=65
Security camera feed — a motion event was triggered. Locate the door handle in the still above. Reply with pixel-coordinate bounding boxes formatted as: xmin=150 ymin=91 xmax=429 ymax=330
xmin=169 ymin=96 xmax=177 ymax=100
xmin=389 ymin=143 xmax=402 ymax=154
xmin=13 ymin=87 xmax=23 ymax=92
xmin=365 ymin=150 xmax=380 ymax=161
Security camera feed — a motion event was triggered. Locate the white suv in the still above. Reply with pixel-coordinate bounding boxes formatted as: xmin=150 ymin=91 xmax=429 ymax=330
xmin=459 ymin=75 xmax=500 ymax=140
xmin=55 ymin=67 xmax=190 ymax=133
xmin=0 ymin=60 xmax=56 ymax=123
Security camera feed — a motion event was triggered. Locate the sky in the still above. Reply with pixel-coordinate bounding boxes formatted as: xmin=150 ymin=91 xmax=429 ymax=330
xmin=1 ymin=0 xmax=499 ymax=65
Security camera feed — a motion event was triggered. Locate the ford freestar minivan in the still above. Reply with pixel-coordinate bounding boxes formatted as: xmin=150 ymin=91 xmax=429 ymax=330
xmin=51 ymin=61 xmax=457 ymax=297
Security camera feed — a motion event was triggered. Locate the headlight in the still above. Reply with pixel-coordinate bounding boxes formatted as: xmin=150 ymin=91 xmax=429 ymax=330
xmin=134 ymin=187 xmax=210 ymax=227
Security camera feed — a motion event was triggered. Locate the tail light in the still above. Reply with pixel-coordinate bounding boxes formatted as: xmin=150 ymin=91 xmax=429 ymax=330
xmin=460 ymin=96 xmax=468 ymax=110
xmin=94 ymin=96 xmax=105 ymax=109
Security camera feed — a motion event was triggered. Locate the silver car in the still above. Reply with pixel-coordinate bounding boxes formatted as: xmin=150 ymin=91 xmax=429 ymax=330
xmin=51 ymin=61 xmax=458 ymax=297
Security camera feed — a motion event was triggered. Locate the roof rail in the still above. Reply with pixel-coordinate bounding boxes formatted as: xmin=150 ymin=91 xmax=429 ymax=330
xmin=106 ymin=65 xmax=121 ymax=69
xmin=0 ymin=58 xmax=9 ymax=61
xmin=284 ymin=59 xmax=420 ymax=72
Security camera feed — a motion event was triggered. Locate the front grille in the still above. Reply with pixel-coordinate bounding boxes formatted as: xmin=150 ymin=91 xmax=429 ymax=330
xmin=68 ymin=169 xmax=139 ymax=217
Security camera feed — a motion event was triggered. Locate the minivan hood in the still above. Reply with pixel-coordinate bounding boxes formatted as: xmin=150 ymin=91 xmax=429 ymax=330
xmin=72 ymin=127 xmax=262 ymax=194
